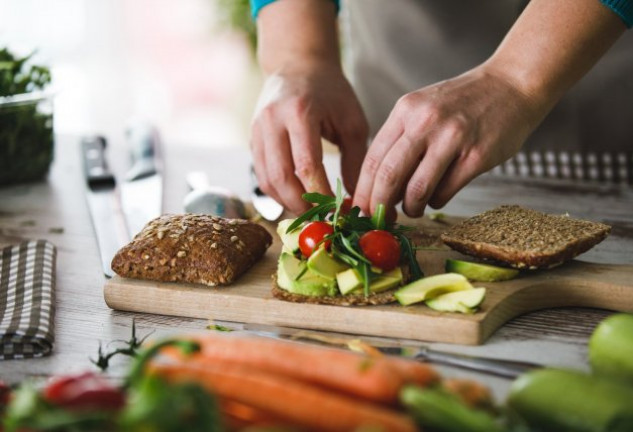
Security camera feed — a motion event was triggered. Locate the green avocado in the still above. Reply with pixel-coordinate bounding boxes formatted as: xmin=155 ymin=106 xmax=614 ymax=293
xmin=336 ymin=267 xmax=403 ymax=295
xmin=426 ymin=287 xmax=486 ymax=314
xmin=277 ymin=252 xmax=338 ymax=297
xmin=307 ymin=246 xmax=349 ymax=280
xmin=276 ymin=219 xmax=301 ymax=255
xmin=394 ymin=273 xmax=472 ymax=306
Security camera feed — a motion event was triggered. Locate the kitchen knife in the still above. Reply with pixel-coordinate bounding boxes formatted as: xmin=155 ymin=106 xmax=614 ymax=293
xmin=250 ymin=165 xmax=284 ymax=221
xmin=120 ymin=122 xmax=163 ymax=238
xmin=81 ymin=136 xmax=130 ymax=278
xmin=244 ymin=323 xmax=541 ymax=379
xmin=183 ymin=171 xmax=247 ymax=219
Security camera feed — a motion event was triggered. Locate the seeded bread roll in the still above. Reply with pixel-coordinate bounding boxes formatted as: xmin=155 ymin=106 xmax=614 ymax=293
xmin=441 ymin=205 xmax=611 ymax=269
xmin=111 ymin=214 xmax=272 ymax=286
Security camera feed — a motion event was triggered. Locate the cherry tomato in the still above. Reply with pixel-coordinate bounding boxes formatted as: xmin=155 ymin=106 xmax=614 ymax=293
xmin=340 ymin=197 xmax=353 ymax=215
xmin=359 ymin=230 xmax=401 ymax=271
xmin=43 ymin=372 xmax=126 ymax=412
xmin=0 ymin=380 xmax=10 ymax=409
xmin=299 ymin=221 xmax=334 ymax=257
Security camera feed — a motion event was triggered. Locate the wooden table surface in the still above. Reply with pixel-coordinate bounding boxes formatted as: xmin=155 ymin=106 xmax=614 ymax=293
xmin=1 ymin=134 xmax=632 ymax=401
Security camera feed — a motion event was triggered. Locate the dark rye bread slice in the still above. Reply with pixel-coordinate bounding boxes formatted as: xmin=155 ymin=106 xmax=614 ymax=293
xmin=112 ymin=214 xmax=272 ymax=286
xmin=441 ymin=205 xmax=611 ymax=269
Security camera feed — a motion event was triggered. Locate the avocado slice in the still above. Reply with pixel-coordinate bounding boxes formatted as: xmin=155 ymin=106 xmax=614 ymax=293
xmin=336 ymin=267 xmax=403 ymax=295
xmin=276 ymin=219 xmax=302 ymax=255
xmin=394 ymin=273 xmax=472 ymax=306
xmin=307 ymin=246 xmax=349 ymax=280
xmin=445 ymin=259 xmax=519 ymax=282
xmin=589 ymin=313 xmax=633 ymax=386
xmin=426 ymin=287 xmax=486 ymax=313
xmin=277 ymin=252 xmax=338 ymax=297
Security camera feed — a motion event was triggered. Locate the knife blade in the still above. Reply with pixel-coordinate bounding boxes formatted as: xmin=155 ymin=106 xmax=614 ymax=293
xmin=244 ymin=323 xmax=541 ymax=379
xmin=81 ymin=136 xmax=130 ymax=278
xmin=250 ymin=165 xmax=284 ymax=221
xmin=120 ymin=122 xmax=163 ymax=238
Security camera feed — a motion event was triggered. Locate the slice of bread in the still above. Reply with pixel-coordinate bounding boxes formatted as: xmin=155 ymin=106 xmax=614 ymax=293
xmin=112 ymin=214 xmax=272 ymax=286
xmin=441 ymin=205 xmax=610 ymax=269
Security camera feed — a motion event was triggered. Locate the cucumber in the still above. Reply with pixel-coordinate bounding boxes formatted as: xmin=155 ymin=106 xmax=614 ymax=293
xmin=589 ymin=313 xmax=633 ymax=386
xmin=394 ymin=273 xmax=472 ymax=306
xmin=445 ymin=259 xmax=519 ymax=282
xmin=426 ymin=287 xmax=486 ymax=314
xmin=400 ymin=385 xmax=503 ymax=432
xmin=508 ymin=369 xmax=633 ymax=432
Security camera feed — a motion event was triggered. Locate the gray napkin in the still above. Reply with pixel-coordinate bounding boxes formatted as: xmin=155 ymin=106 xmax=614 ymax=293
xmin=0 ymin=240 xmax=56 ymax=359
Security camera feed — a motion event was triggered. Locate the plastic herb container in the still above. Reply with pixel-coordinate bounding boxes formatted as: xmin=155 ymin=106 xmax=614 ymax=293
xmin=0 ymin=48 xmax=54 ymax=186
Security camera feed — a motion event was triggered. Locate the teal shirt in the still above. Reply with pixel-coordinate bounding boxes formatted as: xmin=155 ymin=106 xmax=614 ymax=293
xmin=250 ymin=0 xmax=340 ymax=18
xmin=601 ymin=0 xmax=633 ymax=27
xmin=250 ymin=0 xmax=631 ymax=28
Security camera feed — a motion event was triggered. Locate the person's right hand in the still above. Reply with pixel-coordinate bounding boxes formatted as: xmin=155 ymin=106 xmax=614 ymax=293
xmin=250 ymin=65 xmax=368 ymax=215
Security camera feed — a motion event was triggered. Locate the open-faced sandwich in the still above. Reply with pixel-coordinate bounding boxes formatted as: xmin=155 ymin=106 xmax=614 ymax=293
xmin=273 ymin=183 xmax=423 ymax=306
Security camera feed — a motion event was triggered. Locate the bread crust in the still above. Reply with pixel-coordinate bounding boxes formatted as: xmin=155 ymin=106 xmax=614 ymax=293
xmin=441 ymin=205 xmax=611 ymax=269
xmin=112 ymin=214 xmax=272 ymax=286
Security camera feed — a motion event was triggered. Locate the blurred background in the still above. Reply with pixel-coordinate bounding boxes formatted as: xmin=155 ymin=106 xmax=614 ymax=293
xmin=0 ymin=0 xmax=258 ymax=149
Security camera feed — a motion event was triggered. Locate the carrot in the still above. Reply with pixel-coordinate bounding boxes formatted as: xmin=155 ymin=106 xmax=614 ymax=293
xmin=442 ymin=378 xmax=496 ymax=411
xmin=388 ymin=356 xmax=441 ymax=388
xmin=163 ymin=334 xmax=413 ymax=404
xmin=220 ymin=399 xmax=295 ymax=431
xmin=150 ymin=362 xmax=418 ymax=432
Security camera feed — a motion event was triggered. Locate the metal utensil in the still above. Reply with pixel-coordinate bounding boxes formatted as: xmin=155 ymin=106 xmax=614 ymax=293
xmin=244 ymin=323 xmax=541 ymax=379
xmin=81 ymin=136 xmax=130 ymax=278
xmin=183 ymin=171 xmax=247 ymax=219
xmin=250 ymin=166 xmax=284 ymax=221
xmin=120 ymin=122 xmax=163 ymax=238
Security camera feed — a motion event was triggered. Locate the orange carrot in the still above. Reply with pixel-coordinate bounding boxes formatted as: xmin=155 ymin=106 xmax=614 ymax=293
xmin=387 ymin=356 xmax=441 ymax=388
xmin=163 ymin=334 xmax=412 ymax=404
xmin=220 ymin=399 xmax=295 ymax=431
xmin=442 ymin=378 xmax=496 ymax=411
xmin=150 ymin=362 xmax=417 ymax=432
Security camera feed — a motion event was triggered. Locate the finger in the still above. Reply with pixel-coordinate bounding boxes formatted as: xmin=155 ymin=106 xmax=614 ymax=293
xmin=261 ymin=120 xmax=311 ymax=215
xmin=428 ymin=154 xmax=481 ymax=209
xmin=250 ymin=122 xmax=276 ymax=203
xmin=367 ymin=134 xmax=427 ymax=216
xmin=336 ymin=118 xmax=369 ymax=196
xmin=287 ymin=119 xmax=334 ymax=197
xmin=401 ymin=143 xmax=457 ymax=217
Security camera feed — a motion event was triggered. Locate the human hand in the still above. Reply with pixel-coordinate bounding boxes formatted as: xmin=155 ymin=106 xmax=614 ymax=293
xmin=251 ymin=66 xmax=368 ymax=214
xmin=353 ymin=65 xmax=544 ymax=218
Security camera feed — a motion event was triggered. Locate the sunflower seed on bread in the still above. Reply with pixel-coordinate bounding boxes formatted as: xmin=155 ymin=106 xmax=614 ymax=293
xmin=440 ymin=205 xmax=611 ymax=269
xmin=111 ymin=214 xmax=272 ymax=286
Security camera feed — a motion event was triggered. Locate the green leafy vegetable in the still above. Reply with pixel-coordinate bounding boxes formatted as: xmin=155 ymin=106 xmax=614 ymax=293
xmin=91 ymin=320 xmax=152 ymax=372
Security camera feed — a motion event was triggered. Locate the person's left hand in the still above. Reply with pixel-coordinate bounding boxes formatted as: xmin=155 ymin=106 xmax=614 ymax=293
xmin=353 ymin=64 xmax=545 ymax=218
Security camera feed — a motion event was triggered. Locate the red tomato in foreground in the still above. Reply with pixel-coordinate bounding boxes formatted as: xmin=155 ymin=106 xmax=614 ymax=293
xmin=299 ymin=221 xmax=334 ymax=257
xmin=43 ymin=372 xmax=126 ymax=412
xmin=359 ymin=230 xmax=401 ymax=271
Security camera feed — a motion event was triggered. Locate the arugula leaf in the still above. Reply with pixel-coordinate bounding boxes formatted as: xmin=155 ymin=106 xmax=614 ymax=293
xmin=285 ymin=201 xmax=336 ymax=233
xmin=371 ymin=203 xmax=386 ymax=230
xmin=395 ymin=232 xmax=424 ymax=281
xmin=302 ymin=192 xmax=336 ymax=205
xmin=331 ymin=179 xmax=345 ymax=229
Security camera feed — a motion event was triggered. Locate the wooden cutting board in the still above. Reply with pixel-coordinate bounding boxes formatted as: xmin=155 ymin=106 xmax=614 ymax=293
xmin=104 ymin=215 xmax=633 ymax=345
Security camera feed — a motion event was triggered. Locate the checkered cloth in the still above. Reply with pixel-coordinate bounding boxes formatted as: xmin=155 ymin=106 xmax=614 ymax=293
xmin=0 ymin=240 xmax=56 ymax=359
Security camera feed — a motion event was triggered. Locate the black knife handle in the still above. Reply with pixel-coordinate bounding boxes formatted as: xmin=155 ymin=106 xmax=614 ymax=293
xmin=81 ymin=136 xmax=115 ymax=190
xmin=125 ymin=123 xmax=161 ymax=181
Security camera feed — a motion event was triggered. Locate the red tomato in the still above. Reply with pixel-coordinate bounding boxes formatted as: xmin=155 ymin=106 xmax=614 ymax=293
xmin=0 ymin=380 xmax=10 ymax=408
xmin=299 ymin=221 xmax=334 ymax=257
xmin=340 ymin=197 xmax=353 ymax=215
xmin=359 ymin=230 xmax=401 ymax=271
xmin=43 ymin=372 xmax=126 ymax=412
